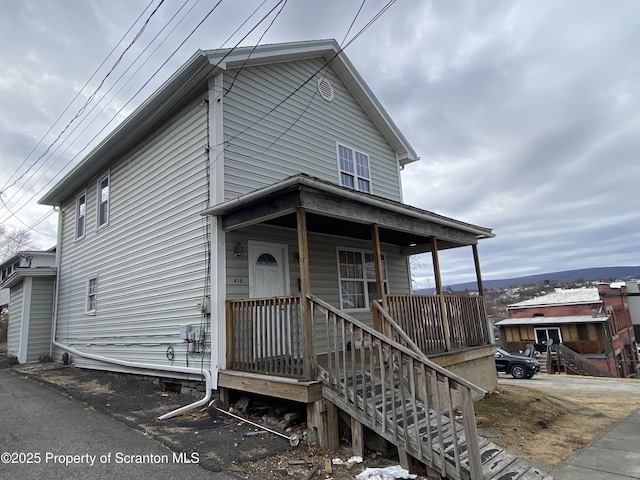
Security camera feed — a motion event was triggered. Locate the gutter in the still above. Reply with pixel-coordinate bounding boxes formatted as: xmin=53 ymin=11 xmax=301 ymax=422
xmin=50 ymin=208 xmax=211 ymax=420
xmin=200 ymin=175 xmax=494 ymax=239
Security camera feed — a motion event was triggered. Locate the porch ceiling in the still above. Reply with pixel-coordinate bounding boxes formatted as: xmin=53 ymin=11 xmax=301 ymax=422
xmin=204 ymin=174 xmax=494 ymax=252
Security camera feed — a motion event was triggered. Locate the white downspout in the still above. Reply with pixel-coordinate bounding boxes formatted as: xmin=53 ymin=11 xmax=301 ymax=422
xmin=50 ymin=207 xmax=62 ymax=358
xmin=50 ymin=211 xmax=210 ymax=420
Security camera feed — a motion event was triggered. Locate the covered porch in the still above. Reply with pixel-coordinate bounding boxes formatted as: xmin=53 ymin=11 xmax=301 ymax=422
xmin=203 ymin=174 xmax=496 ymax=397
xmin=203 ymin=175 xmax=507 ymax=476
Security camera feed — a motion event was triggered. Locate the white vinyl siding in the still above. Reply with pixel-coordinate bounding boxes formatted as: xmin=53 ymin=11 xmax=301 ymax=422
xmin=25 ymin=277 xmax=54 ymax=363
xmin=54 ymin=98 xmax=210 ymax=370
xmin=7 ymin=282 xmax=23 ymax=358
xmin=223 ymin=58 xmax=401 ymax=202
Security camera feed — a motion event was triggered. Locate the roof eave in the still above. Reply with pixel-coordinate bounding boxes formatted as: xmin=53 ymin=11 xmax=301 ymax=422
xmin=201 ymin=173 xmax=493 ymax=239
xmin=1 ymin=267 xmax=57 ymax=289
xmin=39 ymin=50 xmax=213 ymax=206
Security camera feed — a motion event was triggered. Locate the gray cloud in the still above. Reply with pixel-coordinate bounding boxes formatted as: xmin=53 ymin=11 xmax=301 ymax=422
xmin=1 ymin=0 xmax=638 ymax=284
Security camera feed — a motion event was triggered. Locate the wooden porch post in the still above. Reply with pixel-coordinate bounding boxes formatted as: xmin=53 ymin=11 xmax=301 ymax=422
xmin=472 ymin=243 xmax=484 ymax=296
xmin=472 ymin=243 xmax=493 ymax=344
xmin=297 ymin=207 xmax=314 ymax=381
xmin=431 ymin=237 xmax=452 ymax=351
xmin=371 ymin=223 xmax=387 ymax=309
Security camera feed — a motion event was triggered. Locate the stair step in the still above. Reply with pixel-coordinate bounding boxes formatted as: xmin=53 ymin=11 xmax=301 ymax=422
xmin=320 ymin=365 xmax=552 ymax=480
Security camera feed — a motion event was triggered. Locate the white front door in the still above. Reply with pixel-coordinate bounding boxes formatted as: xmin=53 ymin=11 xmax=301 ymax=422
xmin=248 ymin=242 xmax=290 ymax=360
xmin=248 ymin=241 xmax=289 ymax=298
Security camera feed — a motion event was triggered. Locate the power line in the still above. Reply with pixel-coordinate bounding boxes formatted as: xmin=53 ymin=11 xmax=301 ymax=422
xmin=225 ymin=0 xmax=397 ymax=148
xmin=0 ymin=0 xmax=199 ymax=220
xmin=0 ymin=0 xmax=167 ymax=197
xmin=225 ymin=0 xmax=368 ymax=162
xmin=224 ymin=0 xmax=288 ymax=96
xmin=0 ymin=198 xmax=56 ymax=237
xmin=3 ymin=0 xmax=391 ymax=234
xmin=0 ymin=0 xmax=157 ymax=196
xmin=0 ymin=0 xmax=281 ymax=227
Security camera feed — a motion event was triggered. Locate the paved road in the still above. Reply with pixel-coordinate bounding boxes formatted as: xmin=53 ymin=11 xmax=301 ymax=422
xmin=0 ymin=368 xmax=240 ymax=480
xmin=498 ymin=372 xmax=640 ymax=396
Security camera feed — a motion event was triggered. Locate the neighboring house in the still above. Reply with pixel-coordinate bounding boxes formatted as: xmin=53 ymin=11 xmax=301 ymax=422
xmin=496 ymin=284 xmax=637 ymax=377
xmin=37 ymin=40 xmax=503 ymax=475
xmin=0 ymin=249 xmax=56 ymax=363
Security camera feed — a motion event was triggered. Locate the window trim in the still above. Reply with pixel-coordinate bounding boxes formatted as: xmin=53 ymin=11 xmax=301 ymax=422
xmin=336 ymin=143 xmax=372 ymax=194
xmin=96 ymin=171 xmax=110 ymax=229
xmin=336 ymin=247 xmax=387 ymax=311
xmin=86 ymin=276 xmax=98 ymax=315
xmin=75 ymin=190 xmax=87 ymax=240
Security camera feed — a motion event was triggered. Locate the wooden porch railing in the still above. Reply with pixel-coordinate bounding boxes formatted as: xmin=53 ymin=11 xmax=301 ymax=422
xmin=385 ymin=294 xmax=492 ymax=354
xmin=226 ymin=295 xmax=305 ymax=378
xmin=309 ymin=293 xmax=486 ymax=480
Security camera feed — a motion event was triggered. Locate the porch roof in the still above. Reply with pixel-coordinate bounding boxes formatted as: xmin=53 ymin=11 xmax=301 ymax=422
xmin=495 ymin=315 xmax=609 ymax=327
xmin=201 ymin=174 xmax=494 ymax=251
xmin=0 ymin=267 xmax=57 ymax=289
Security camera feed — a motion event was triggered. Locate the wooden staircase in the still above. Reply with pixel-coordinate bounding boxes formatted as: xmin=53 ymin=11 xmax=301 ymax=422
xmin=319 ymin=368 xmax=552 ymax=480
xmin=547 ymin=344 xmax=614 ymax=377
xmin=309 ymin=294 xmax=552 ymax=480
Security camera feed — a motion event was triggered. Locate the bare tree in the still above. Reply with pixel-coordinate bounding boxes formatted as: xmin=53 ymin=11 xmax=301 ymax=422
xmin=0 ymin=225 xmax=38 ymax=263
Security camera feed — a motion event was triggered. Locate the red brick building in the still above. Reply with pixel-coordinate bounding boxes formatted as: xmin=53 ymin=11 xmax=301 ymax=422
xmin=496 ymin=284 xmax=637 ymax=378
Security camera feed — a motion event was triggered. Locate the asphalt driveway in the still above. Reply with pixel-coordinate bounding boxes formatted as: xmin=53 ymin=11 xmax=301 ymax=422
xmin=0 ymin=355 xmax=298 ymax=479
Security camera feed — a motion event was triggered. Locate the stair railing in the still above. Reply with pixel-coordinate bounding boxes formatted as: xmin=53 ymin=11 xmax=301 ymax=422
xmin=308 ymin=293 xmax=486 ymax=480
xmin=549 ymin=343 xmax=614 ymax=377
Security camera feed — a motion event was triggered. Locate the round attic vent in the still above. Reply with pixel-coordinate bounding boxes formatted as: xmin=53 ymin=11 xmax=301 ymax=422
xmin=317 ymin=78 xmax=334 ymax=102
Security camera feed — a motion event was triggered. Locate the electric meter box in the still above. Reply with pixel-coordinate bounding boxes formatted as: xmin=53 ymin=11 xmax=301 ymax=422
xmin=179 ymin=325 xmax=192 ymax=340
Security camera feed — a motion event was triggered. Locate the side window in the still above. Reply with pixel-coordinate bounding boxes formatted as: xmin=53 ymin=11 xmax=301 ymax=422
xmin=337 ymin=249 xmax=386 ymax=310
xmin=75 ymin=192 xmax=86 ymax=239
xmin=337 ymin=144 xmax=371 ymax=193
xmin=86 ymin=277 xmax=98 ymax=314
xmin=97 ymin=173 xmax=110 ymax=228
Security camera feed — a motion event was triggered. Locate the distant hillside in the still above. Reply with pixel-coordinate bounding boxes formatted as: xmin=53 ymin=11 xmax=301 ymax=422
xmin=414 ymin=266 xmax=640 ymax=294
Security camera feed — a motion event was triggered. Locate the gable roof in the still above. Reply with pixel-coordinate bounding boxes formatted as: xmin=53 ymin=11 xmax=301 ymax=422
xmin=39 ymin=39 xmax=417 ymax=206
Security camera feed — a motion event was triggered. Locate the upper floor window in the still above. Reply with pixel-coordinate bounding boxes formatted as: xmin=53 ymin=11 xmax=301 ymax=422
xmin=97 ymin=173 xmax=110 ymax=228
xmin=75 ymin=192 xmax=86 ymax=239
xmin=338 ymin=144 xmax=370 ymax=193
xmin=337 ymin=249 xmax=386 ymax=310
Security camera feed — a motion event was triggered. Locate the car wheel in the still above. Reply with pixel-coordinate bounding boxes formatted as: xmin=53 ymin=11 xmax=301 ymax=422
xmin=510 ymin=364 xmax=526 ymax=379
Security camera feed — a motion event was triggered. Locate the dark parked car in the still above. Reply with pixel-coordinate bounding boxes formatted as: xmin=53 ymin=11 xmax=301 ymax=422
xmin=494 ymin=348 xmax=540 ymax=379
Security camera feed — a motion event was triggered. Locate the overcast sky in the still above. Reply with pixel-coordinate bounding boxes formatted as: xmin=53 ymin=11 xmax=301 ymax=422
xmin=1 ymin=0 xmax=638 ymax=287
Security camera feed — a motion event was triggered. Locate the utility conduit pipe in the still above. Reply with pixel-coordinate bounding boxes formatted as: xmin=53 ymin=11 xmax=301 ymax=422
xmin=51 ymin=341 xmax=211 ymax=421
